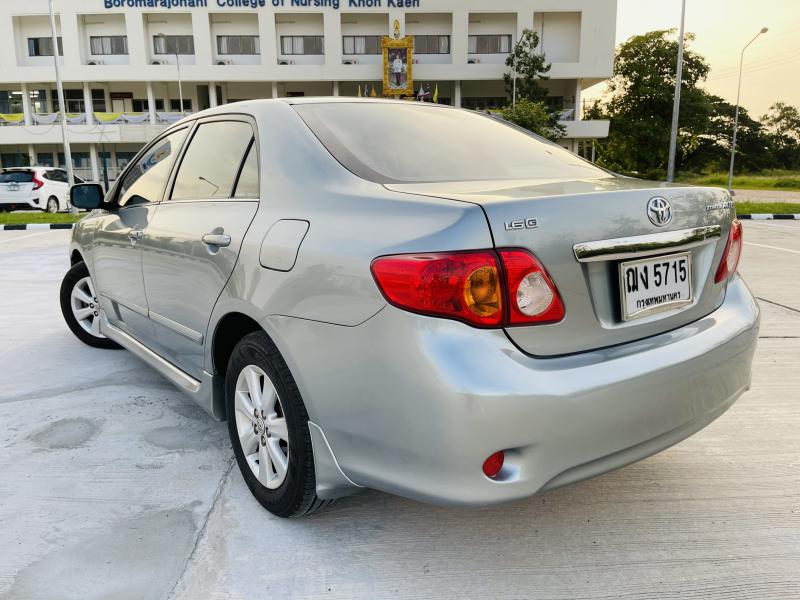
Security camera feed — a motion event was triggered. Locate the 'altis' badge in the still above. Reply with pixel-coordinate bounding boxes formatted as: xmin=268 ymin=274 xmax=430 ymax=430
xmin=504 ymin=218 xmax=539 ymax=231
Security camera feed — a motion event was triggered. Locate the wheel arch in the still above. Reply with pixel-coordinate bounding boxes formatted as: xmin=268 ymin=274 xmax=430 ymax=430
xmin=211 ymin=311 xmax=264 ymax=378
xmin=70 ymin=249 xmax=84 ymax=266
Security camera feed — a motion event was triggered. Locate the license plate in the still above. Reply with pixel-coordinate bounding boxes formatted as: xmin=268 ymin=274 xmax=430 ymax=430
xmin=619 ymin=252 xmax=692 ymax=321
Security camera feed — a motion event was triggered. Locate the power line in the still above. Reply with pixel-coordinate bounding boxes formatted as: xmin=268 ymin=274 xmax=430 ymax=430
xmin=710 ymin=47 xmax=800 ymax=77
xmin=707 ymin=53 xmax=800 ymax=81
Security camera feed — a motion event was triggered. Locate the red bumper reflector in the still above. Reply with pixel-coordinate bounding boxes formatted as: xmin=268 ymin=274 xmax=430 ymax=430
xmin=482 ymin=451 xmax=505 ymax=478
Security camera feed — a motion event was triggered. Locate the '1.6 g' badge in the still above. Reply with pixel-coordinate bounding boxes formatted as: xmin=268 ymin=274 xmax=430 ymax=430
xmin=504 ymin=218 xmax=539 ymax=231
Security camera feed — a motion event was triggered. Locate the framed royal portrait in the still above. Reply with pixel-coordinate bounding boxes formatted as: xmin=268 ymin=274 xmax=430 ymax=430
xmin=382 ymin=36 xmax=414 ymax=97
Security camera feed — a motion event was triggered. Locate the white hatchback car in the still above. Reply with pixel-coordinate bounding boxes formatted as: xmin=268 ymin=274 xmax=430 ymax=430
xmin=0 ymin=167 xmax=84 ymax=213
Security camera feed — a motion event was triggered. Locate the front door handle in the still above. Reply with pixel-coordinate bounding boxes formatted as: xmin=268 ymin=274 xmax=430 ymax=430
xmin=202 ymin=233 xmax=232 ymax=248
xmin=128 ymin=229 xmax=144 ymax=242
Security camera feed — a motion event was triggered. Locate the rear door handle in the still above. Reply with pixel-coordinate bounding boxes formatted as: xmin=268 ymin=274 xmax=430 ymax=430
xmin=128 ymin=229 xmax=144 ymax=242
xmin=202 ymin=233 xmax=232 ymax=248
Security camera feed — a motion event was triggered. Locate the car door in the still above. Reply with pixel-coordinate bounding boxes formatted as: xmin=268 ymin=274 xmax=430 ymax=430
xmin=140 ymin=117 xmax=260 ymax=378
xmin=91 ymin=127 xmax=189 ymax=346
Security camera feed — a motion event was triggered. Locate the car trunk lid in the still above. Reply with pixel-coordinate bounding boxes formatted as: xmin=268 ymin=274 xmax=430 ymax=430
xmin=386 ymin=177 xmax=734 ymax=356
xmin=0 ymin=171 xmax=35 ymax=204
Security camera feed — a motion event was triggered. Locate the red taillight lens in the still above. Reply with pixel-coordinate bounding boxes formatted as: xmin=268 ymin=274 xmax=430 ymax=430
xmin=371 ymin=248 xmax=564 ymax=328
xmin=714 ymin=220 xmax=743 ymax=283
xmin=371 ymin=251 xmax=504 ymax=327
xmin=32 ymin=175 xmax=44 ymax=190
xmin=499 ymin=249 xmax=565 ymax=325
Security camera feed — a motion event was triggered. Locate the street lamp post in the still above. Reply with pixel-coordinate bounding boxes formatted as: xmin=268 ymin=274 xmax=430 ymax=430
xmin=728 ymin=27 xmax=768 ymax=192
xmin=158 ymin=34 xmax=184 ymax=116
xmin=48 ymin=0 xmax=76 ymax=213
xmin=666 ymin=0 xmax=687 ymax=183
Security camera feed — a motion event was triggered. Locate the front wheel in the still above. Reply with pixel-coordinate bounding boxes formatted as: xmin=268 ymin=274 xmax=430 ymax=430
xmin=226 ymin=331 xmax=330 ymax=518
xmin=59 ymin=262 xmax=121 ymax=349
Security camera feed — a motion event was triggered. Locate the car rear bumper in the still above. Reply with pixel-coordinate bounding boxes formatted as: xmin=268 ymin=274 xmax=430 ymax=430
xmin=267 ymin=275 xmax=760 ymax=506
xmin=0 ymin=196 xmax=40 ymax=210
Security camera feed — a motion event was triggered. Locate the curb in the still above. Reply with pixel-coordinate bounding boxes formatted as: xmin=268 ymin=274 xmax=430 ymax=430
xmin=0 ymin=223 xmax=76 ymax=231
xmin=738 ymin=214 xmax=800 ymax=220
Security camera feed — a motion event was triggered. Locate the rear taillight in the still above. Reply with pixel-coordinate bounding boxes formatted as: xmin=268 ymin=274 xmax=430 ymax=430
xmin=371 ymin=248 xmax=563 ymax=328
xmin=370 ymin=251 xmax=503 ymax=327
xmin=32 ymin=175 xmax=44 ymax=190
xmin=714 ymin=220 xmax=743 ymax=283
xmin=498 ymin=249 xmax=564 ymax=325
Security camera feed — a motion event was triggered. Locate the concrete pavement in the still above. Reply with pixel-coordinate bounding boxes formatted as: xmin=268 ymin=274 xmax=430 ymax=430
xmin=0 ymin=223 xmax=798 ymax=599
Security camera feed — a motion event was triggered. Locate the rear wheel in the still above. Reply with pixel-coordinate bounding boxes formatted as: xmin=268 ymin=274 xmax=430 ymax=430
xmin=59 ymin=262 xmax=121 ymax=349
xmin=225 ymin=331 xmax=329 ymax=518
xmin=46 ymin=196 xmax=59 ymax=213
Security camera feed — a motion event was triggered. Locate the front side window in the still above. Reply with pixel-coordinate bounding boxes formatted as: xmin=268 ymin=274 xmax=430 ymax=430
xmin=342 ymin=35 xmax=381 ymax=55
xmin=414 ymin=35 xmax=451 ymax=55
xmin=171 ymin=121 xmax=254 ymax=200
xmin=468 ymin=34 xmax=513 ymax=54
xmin=217 ymin=35 xmax=260 ymax=55
xmin=294 ymin=103 xmax=612 ymax=184
xmin=28 ymin=37 xmax=63 ymax=57
xmin=153 ymin=35 xmax=195 ymax=55
xmin=280 ymin=35 xmax=324 ymax=55
xmin=90 ymin=35 xmax=128 ymax=55
xmin=117 ymin=128 xmax=188 ymax=207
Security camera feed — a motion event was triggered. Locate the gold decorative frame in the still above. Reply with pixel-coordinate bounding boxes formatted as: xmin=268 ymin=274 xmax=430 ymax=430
xmin=382 ymin=36 xmax=414 ymax=97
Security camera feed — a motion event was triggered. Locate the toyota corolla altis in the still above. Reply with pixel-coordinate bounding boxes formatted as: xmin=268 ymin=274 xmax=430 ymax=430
xmin=61 ymin=99 xmax=759 ymax=517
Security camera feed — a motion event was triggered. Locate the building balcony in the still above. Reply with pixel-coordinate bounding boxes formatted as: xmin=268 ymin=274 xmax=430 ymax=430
xmin=0 ymin=114 xmax=172 ymax=145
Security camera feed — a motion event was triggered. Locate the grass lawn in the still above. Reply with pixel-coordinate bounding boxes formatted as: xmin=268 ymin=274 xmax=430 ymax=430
xmin=679 ymin=171 xmax=800 ymax=191
xmin=735 ymin=202 xmax=800 ymax=215
xmin=0 ymin=212 xmax=84 ymax=225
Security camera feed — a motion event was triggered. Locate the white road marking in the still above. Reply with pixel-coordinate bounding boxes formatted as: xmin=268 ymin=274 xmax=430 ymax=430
xmin=744 ymin=221 xmax=800 ymax=231
xmin=0 ymin=230 xmax=54 ymax=245
xmin=745 ymin=242 xmax=800 ymax=255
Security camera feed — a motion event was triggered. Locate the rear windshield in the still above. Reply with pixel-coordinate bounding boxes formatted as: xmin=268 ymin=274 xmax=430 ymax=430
xmin=0 ymin=171 xmax=34 ymax=183
xmin=293 ymin=102 xmax=613 ymax=184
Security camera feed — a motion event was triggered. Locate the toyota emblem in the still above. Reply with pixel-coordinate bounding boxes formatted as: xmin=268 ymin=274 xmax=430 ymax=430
xmin=647 ymin=197 xmax=673 ymax=227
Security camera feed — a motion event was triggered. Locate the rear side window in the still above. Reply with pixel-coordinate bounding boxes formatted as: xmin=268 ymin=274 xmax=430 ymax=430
xmin=233 ymin=142 xmax=259 ymax=198
xmin=48 ymin=170 xmax=68 ymax=183
xmin=117 ymin=128 xmax=188 ymax=207
xmin=171 ymin=121 xmax=254 ymax=201
xmin=294 ymin=103 xmax=613 ymax=184
xmin=0 ymin=171 xmax=33 ymax=183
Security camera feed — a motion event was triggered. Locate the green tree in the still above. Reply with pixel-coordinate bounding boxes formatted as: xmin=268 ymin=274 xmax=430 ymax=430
xmin=762 ymin=102 xmax=800 ymax=169
xmin=500 ymin=98 xmax=565 ymax=140
xmin=592 ymin=30 xmax=713 ymax=177
xmin=504 ymin=29 xmax=551 ymax=104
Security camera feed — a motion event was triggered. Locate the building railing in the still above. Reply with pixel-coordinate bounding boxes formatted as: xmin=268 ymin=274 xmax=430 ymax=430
xmin=0 ymin=112 xmax=187 ymax=126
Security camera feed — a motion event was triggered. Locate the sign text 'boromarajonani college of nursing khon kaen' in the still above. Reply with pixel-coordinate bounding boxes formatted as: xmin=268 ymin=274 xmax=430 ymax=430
xmin=103 ymin=0 xmax=422 ymax=9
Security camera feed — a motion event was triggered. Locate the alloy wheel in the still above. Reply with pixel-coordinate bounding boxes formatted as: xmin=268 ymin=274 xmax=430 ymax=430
xmin=70 ymin=276 xmax=105 ymax=338
xmin=234 ymin=365 xmax=290 ymax=489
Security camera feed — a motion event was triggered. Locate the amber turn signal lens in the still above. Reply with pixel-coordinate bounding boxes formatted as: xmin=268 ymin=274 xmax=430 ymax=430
xmin=463 ymin=266 xmax=501 ymax=317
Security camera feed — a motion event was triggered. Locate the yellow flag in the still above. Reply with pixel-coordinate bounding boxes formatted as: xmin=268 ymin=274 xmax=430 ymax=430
xmin=370 ymin=86 xmax=377 ymax=98
xmin=433 ymin=83 xmax=439 ymax=103
xmin=357 ymin=85 xmax=362 ymax=98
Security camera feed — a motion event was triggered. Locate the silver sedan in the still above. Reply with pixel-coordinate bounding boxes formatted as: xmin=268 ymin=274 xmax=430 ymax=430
xmin=61 ymin=98 xmax=759 ymax=517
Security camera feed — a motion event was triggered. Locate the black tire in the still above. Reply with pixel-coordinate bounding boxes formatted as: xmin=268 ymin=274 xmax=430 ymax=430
xmin=46 ymin=196 xmax=59 ymax=213
xmin=59 ymin=262 xmax=121 ymax=350
xmin=226 ymin=331 xmax=330 ymax=518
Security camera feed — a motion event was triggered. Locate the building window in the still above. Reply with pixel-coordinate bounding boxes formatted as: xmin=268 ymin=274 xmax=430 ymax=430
xmin=132 ymin=98 xmax=165 ymax=112
xmin=217 ymin=35 xmax=260 ymax=55
xmin=153 ymin=35 xmax=195 ymax=55
xmin=169 ymin=99 xmax=192 ymax=112
xmin=468 ymin=34 xmax=513 ymax=54
xmin=462 ymin=97 xmax=507 ymax=111
xmin=28 ymin=37 xmax=63 ymax=57
xmin=413 ymin=35 xmax=450 ymax=55
xmin=280 ymin=35 xmax=324 ymax=55
xmin=55 ymin=89 xmax=106 ymax=113
xmin=342 ymin=35 xmax=381 ymax=55
xmin=89 ymin=35 xmax=128 ymax=55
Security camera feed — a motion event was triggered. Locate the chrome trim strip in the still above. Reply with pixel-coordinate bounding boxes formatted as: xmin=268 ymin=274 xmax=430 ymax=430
xmin=99 ymin=290 xmax=148 ymax=318
xmin=573 ymin=225 xmax=722 ymax=263
xmin=100 ymin=314 xmax=201 ymax=395
xmin=150 ymin=310 xmax=204 ymax=344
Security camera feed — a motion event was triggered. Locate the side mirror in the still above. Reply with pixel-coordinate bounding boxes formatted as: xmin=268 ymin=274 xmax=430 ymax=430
xmin=70 ymin=183 xmax=105 ymax=210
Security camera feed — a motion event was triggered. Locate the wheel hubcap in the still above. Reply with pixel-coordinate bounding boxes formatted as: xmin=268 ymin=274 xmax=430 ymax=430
xmin=234 ymin=365 xmax=289 ymax=489
xmin=70 ymin=276 xmax=106 ymax=338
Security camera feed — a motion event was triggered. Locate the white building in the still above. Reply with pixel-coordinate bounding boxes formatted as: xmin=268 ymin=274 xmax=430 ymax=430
xmin=0 ymin=0 xmax=614 ymax=182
